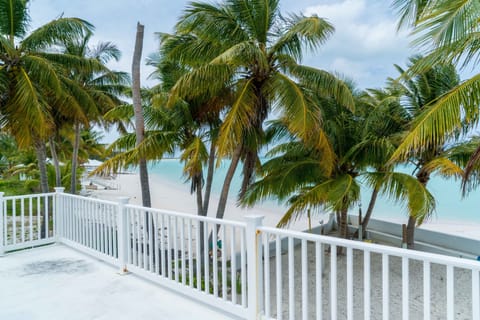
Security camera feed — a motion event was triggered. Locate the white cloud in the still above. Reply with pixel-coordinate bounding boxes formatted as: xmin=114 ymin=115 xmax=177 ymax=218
xmin=304 ymin=0 xmax=366 ymax=22
xmin=302 ymin=0 xmax=412 ymax=88
xmin=27 ymin=0 xmax=413 ymax=89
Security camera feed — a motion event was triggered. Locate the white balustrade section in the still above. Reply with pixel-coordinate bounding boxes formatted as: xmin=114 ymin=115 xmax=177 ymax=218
xmin=56 ymin=192 xmax=120 ymax=265
xmin=120 ymin=204 xmax=249 ymax=318
xmin=258 ymin=226 xmax=480 ymax=320
xmin=2 ymin=192 xmax=480 ymax=320
xmin=0 ymin=191 xmax=57 ymax=253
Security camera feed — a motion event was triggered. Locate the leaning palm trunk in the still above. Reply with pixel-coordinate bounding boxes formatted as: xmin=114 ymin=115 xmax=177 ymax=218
xmin=49 ymin=136 xmax=62 ymax=187
xmin=202 ymin=142 xmax=216 ymax=216
xmin=132 ymin=22 xmax=151 ymax=208
xmin=208 ymin=144 xmax=242 ymax=247
xmin=70 ymin=122 xmax=81 ymax=194
xmin=197 ymin=142 xmax=215 ymax=272
xmin=353 ymin=186 xmax=380 ymax=239
xmin=34 ymin=137 xmax=49 ymax=238
xmin=215 ymin=144 xmax=242 ymax=220
xmin=195 ymin=174 xmax=204 ymax=216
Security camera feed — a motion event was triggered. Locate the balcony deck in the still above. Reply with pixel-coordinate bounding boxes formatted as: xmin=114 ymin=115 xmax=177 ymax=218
xmin=0 ymin=244 xmax=237 ymax=320
xmin=1 ymin=191 xmax=479 ymax=319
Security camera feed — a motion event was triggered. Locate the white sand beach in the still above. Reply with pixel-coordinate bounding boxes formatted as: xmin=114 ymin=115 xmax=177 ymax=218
xmin=87 ymin=173 xmax=311 ymax=231
xmin=86 ymin=173 xmax=480 ymax=240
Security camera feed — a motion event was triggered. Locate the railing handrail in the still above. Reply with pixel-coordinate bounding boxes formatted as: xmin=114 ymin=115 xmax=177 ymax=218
xmin=124 ymin=203 xmax=247 ymax=228
xmin=60 ymin=193 xmax=119 ymax=206
xmin=259 ymin=225 xmax=480 ymax=270
xmin=3 ymin=192 xmax=55 ymax=200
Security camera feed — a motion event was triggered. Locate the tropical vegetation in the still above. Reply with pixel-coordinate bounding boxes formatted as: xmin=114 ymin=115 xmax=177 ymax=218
xmin=392 ymin=0 xmax=480 ymax=192
xmin=1 ymin=0 xmax=480 ymax=247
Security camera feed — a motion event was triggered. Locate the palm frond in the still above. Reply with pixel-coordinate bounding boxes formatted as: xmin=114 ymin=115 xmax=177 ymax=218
xmin=390 ymin=73 xmax=480 ymax=162
xmin=216 ymin=78 xmax=256 ymax=158
xmin=21 ymin=17 xmax=93 ymax=51
xmin=277 ymin=174 xmax=359 ymax=227
xmin=422 ymin=157 xmax=464 ymax=179
xmin=0 ymin=0 xmax=29 ymax=39
xmin=180 ymin=136 xmax=209 ymax=179
xmin=364 ymin=171 xmax=436 ymax=225
xmin=288 ymin=64 xmax=355 ymax=110
xmin=271 ymin=14 xmax=334 ymax=60
xmin=169 ymin=63 xmax=234 ymax=102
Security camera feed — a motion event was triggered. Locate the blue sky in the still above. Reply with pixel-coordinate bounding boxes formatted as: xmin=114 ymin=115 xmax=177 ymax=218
xmin=29 ymin=0 xmax=414 ymax=89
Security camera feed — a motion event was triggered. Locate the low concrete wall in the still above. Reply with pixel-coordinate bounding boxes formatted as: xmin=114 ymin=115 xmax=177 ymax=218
xmin=349 ymin=215 xmax=480 ymax=260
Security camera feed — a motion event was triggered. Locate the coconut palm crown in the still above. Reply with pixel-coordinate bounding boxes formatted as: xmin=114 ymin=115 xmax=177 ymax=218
xmin=0 ymin=0 xmax=94 ymax=147
xmin=160 ymin=0 xmax=354 ymax=220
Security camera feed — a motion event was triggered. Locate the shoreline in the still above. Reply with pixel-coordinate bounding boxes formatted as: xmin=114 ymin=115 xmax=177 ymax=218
xmin=85 ymin=173 xmax=480 ymax=241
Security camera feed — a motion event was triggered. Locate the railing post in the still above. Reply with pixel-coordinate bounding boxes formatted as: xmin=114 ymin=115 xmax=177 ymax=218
xmin=245 ymin=215 xmax=264 ymax=320
xmin=0 ymin=192 xmax=4 ymax=256
xmin=54 ymin=187 xmax=65 ymax=242
xmin=117 ymin=197 xmax=130 ymax=274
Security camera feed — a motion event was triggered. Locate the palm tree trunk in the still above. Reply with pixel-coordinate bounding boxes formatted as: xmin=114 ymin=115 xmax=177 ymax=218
xmin=339 ymin=207 xmax=349 ymax=239
xmin=352 ymin=186 xmax=380 ymax=238
xmin=34 ymin=138 xmax=49 ymax=193
xmin=70 ymin=122 xmax=81 ymax=194
xmin=202 ymin=142 xmax=216 ymax=216
xmin=337 ymin=206 xmax=349 ymax=255
xmin=132 ymin=22 xmax=151 ymax=208
xmin=207 ymin=144 xmax=242 ymax=260
xmin=406 ymin=215 xmax=416 ymax=249
xmin=214 ymin=144 xmax=242 ymax=220
xmin=196 ymin=176 xmax=208 ymax=276
xmin=195 ymin=176 xmax=204 ymax=216
xmin=34 ymin=137 xmax=49 ymax=238
xmin=49 ymin=136 xmax=62 ymax=187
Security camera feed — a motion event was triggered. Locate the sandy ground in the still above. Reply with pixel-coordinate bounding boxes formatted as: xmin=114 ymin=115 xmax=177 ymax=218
xmin=87 ymin=173 xmax=311 ymax=231
xmin=266 ymin=243 xmax=476 ymax=319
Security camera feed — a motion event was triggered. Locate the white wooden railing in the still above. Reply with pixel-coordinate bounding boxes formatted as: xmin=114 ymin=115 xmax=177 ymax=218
xmin=0 ymin=190 xmax=57 ymax=253
xmin=1 ymin=189 xmax=479 ymax=320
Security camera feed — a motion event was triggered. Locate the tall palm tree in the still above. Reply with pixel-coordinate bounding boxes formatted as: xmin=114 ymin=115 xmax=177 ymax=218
xmin=161 ymin=0 xmax=354 ymax=222
xmin=390 ymin=56 xmax=466 ymax=247
xmin=146 ymin=52 xmax=225 ymax=217
xmin=391 ymin=0 xmax=480 ymax=191
xmin=0 ymin=0 xmax=93 ymax=195
xmin=59 ymin=30 xmax=129 ymax=194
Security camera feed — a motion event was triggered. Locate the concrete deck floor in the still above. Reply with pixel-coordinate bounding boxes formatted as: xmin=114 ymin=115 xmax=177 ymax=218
xmin=0 ymin=244 xmax=236 ymax=320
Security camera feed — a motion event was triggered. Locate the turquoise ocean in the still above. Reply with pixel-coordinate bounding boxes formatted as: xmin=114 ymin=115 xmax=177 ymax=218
xmin=148 ymin=159 xmax=480 ymax=225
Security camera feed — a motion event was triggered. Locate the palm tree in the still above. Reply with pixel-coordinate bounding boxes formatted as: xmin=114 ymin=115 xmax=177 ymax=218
xmin=59 ymin=30 xmax=129 ymax=194
xmin=146 ymin=52 xmax=226 ymax=217
xmin=389 ymin=56 xmax=466 ymax=247
xmin=0 ymin=0 xmax=93 ymax=195
xmin=391 ymin=0 xmax=480 ymax=191
xmin=350 ymin=86 xmax=411 ymax=235
xmin=0 ymin=0 xmax=95 ymax=238
xmin=161 ymin=0 xmax=354 ymax=223
xmin=242 ymin=85 xmax=435 ymax=240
